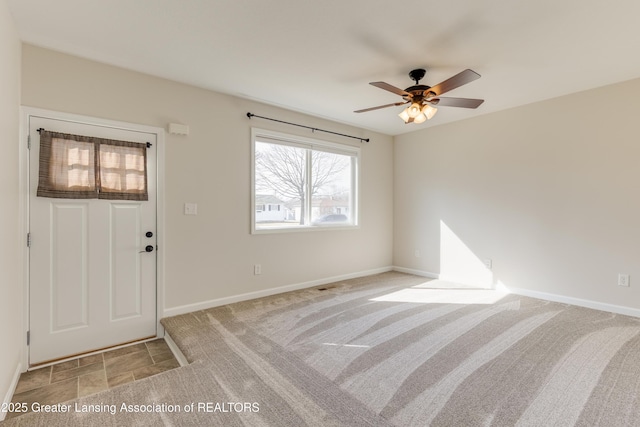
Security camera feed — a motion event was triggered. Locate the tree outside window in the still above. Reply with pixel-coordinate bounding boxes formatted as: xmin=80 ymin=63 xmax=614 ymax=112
xmin=252 ymin=130 xmax=358 ymax=232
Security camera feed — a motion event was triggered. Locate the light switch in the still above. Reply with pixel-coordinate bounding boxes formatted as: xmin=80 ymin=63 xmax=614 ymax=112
xmin=184 ymin=203 xmax=198 ymax=215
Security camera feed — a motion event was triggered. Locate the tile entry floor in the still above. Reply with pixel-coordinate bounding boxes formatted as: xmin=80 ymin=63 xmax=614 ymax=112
xmin=6 ymin=339 xmax=180 ymax=420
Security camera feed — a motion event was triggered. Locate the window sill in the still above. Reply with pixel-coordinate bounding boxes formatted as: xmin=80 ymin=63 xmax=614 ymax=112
xmin=251 ymin=223 xmax=360 ymax=235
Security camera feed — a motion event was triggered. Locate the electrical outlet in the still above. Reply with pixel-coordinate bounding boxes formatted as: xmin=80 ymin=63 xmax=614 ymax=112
xmin=618 ymin=273 xmax=630 ymax=287
xmin=254 ymin=264 xmax=262 ymax=275
xmin=483 ymin=259 xmax=492 ymax=270
xmin=184 ymin=203 xmax=198 ymax=215
xmin=414 ymin=249 xmax=420 ymax=258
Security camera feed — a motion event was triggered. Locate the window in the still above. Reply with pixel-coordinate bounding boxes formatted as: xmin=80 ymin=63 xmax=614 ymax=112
xmin=251 ymin=128 xmax=359 ymax=233
xmin=37 ymin=130 xmax=148 ymax=201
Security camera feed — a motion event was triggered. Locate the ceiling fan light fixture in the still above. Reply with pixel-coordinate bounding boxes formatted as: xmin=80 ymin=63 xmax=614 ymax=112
xmin=413 ymin=112 xmax=427 ymax=124
xmin=422 ymin=104 xmax=438 ymax=120
xmin=407 ymin=102 xmax=422 ymax=118
xmin=398 ymin=108 xmax=411 ymax=123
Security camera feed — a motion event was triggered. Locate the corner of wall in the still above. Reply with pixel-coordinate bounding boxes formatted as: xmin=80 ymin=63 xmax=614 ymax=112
xmin=0 ymin=0 xmax=25 ymax=408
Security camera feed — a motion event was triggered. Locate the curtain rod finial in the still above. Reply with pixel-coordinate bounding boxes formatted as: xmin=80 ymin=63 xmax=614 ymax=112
xmin=246 ymin=112 xmax=254 ymax=118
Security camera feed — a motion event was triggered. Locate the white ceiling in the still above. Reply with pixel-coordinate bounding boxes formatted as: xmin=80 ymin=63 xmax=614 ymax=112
xmin=7 ymin=0 xmax=640 ymax=136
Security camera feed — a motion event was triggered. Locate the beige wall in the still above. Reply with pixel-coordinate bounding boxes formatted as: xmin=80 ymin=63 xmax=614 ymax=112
xmin=0 ymin=0 xmax=22 ymax=408
xmin=394 ymin=78 xmax=640 ymax=309
xmin=21 ymin=44 xmax=394 ymax=312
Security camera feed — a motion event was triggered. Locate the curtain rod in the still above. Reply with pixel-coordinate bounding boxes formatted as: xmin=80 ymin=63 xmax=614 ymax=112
xmin=36 ymin=127 xmax=152 ymax=148
xmin=246 ymin=113 xmax=369 ymax=143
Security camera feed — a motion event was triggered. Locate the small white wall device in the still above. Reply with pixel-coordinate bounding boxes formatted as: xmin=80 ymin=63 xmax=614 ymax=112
xmin=167 ymin=123 xmax=189 ymax=136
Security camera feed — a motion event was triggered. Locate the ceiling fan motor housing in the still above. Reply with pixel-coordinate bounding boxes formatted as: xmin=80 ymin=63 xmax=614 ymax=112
xmin=403 ymin=85 xmax=432 ymax=100
xmin=405 ymin=69 xmax=436 ymax=102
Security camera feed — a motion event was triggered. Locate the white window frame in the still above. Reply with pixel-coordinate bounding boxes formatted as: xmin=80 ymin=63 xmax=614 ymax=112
xmin=251 ymin=127 xmax=360 ymax=234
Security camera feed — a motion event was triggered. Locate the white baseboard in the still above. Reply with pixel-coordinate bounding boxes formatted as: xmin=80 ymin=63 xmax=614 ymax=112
xmin=1 ymin=362 xmax=23 ymax=422
xmin=392 ymin=266 xmax=439 ymax=279
xmin=501 ymin=285 xmax=640 ymax=318
xmin=393 ymin=267 xmax=640 ymax=318
xmin=163 ymin=266 xmax=394 ymax=318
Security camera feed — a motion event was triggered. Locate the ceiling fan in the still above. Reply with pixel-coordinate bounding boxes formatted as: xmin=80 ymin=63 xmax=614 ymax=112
xmin=354 ymin=68 xmax=484 ymax=124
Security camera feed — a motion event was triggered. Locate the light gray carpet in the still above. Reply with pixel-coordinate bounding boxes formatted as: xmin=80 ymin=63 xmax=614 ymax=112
xmin=4 ymin=272 xmax=640 ymax=426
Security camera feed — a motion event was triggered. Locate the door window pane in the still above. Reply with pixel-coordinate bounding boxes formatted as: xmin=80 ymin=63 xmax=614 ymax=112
xmin=37 ymin=130 xmax=148 ymax=201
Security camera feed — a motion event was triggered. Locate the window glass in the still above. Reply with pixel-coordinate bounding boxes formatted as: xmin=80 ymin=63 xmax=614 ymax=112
xmin=309 ymin=150 xmax=352 ymax=226
xmin=252 ymin=129 xmax=358 ymax=233
xmin=99 ymin=141 xmax=148 ymax=200
xmin=254 ymin=141 xmax=307 ymax=228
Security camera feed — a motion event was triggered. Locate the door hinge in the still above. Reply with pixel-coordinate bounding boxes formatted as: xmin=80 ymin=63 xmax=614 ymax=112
xmin=27 ymin=135 xmax=31 ymax=150
xmin=27 ymin=233 xmax=31 ymax=247
xmin=27 ymin=331 xmax=30 ymax=346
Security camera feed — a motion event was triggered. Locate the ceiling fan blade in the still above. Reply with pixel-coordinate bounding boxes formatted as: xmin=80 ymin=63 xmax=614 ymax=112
xmin=354 ymin=101 xmax=407 ymax=113
xmin=427 ymin=69 xmax=481 ymax=97
xmin=430 ymin=97 xmax=484 ymax=109
xmin=370 ymin=81 xmax=411 ymax=97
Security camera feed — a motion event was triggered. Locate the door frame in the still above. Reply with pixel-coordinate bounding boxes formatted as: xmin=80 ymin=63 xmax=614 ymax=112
xmin=20 ymin=107 xmax=166 ymax=369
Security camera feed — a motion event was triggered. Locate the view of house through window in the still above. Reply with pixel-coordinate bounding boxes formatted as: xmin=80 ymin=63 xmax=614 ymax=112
xmin=252 ymin=129 xmax=359 ymax=232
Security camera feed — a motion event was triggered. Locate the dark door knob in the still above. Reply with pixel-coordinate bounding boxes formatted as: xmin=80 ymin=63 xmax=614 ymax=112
xmin=145 ymin=231 xmax=153 ymax=238
xmin=145 ymin=245 xmax=154 ymax=252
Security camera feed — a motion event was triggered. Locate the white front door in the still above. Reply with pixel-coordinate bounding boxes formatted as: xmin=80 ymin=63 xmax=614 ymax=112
xmin=28 ymin=114 xmax=158 ymax=365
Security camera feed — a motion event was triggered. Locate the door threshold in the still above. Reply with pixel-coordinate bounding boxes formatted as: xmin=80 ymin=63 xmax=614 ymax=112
xmin=29 ymin=335 xmax=158 ymax=370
